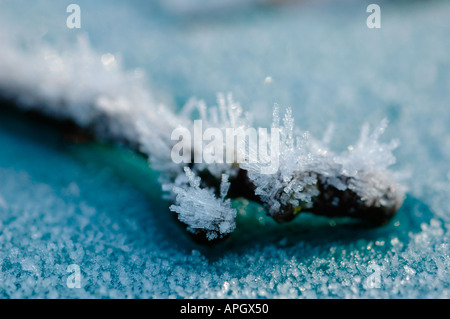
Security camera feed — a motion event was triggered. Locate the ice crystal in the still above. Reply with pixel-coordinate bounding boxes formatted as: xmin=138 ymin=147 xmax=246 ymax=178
xmin=241 ymin=105 xmax=404 ymax=216
xmin=169 ymin=168 xmax=236 ymax=240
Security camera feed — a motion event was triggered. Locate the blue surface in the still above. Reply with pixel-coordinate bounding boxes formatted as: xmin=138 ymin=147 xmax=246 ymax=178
xmin=0 ymin=0 xmax=449 ymax=298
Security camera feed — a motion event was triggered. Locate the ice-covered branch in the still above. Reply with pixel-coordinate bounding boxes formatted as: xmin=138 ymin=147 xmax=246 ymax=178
xmin=0 ymin=34 xmax=405 ymax=242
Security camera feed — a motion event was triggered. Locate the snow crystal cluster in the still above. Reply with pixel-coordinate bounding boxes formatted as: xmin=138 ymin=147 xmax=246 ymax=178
xmin=242 ymin=107 xmax=404 ymax=215
xmin=170 ymin=168 xmax=236 ymax=240
xmin=158 ymin=92 xmax=404 ymax=235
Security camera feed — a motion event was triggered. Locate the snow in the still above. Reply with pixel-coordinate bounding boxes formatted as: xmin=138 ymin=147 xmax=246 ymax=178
xmin=0 ymin=0 xmax=449 ymax=298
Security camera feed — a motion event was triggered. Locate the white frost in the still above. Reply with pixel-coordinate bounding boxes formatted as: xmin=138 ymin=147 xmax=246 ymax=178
xmin=169 ymin=168 xmax=236 ymax=240
xmin=0 ymin=23 xmax=404 ymax=238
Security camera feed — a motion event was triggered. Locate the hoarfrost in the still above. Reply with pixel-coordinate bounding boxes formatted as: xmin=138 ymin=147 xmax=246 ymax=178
xmin=0 ymin=0 xmax=448 ymax=299
xmin=0 ymin=27 xmax=405 ymax=237
xmin=170 ymin=168 xmax=236 ymax=239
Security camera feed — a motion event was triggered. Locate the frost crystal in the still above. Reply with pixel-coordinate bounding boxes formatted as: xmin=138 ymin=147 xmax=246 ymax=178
xmin=241 ymin=106 xmax=404 ymax=220
xmin=169 ymin=168 xmax=236 ymax=240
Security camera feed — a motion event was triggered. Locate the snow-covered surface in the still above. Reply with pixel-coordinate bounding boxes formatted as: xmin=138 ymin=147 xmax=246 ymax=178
xmin=0 ymin=0 xmax=449 ymax=298
xmin=0 ymin=0 xmax=405 ymax=239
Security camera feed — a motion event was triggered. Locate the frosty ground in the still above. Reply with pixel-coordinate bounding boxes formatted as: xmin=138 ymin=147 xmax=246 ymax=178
xmin=0 ymin=0 xmax=449 ymax=298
